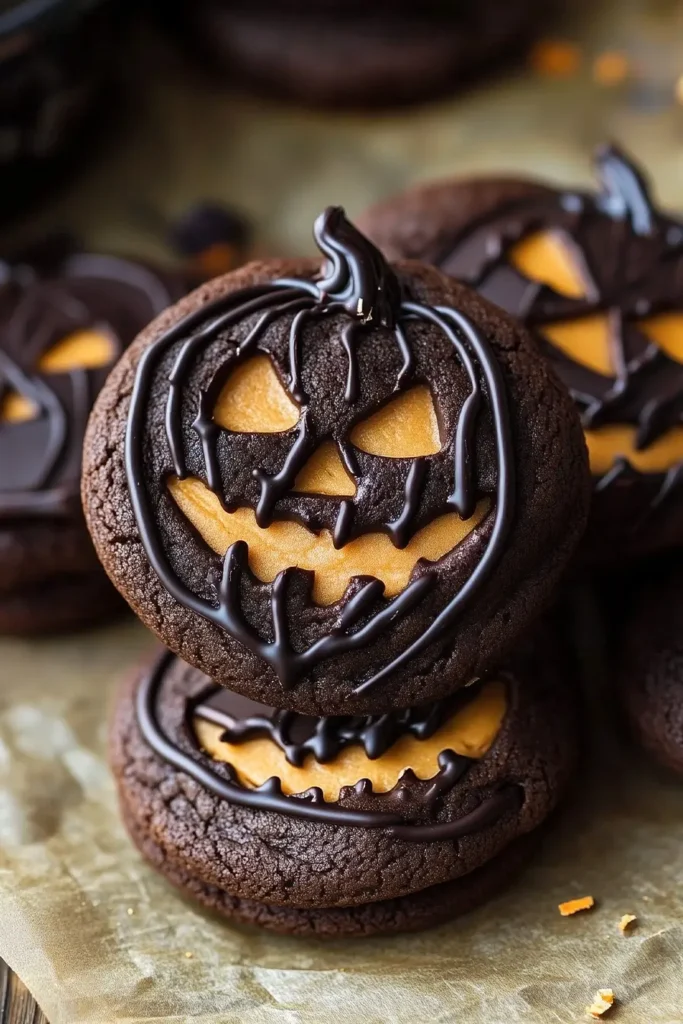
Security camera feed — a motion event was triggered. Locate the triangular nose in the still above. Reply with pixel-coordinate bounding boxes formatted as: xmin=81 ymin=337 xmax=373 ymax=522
xmin=293 ymin=440 xmax=356 ymax=497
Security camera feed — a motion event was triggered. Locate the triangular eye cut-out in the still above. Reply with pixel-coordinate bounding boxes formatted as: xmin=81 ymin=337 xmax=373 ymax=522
xmin=0 ymin=390 xmax=38 ymax=424
xmin=293 ymin=440 xmax=356 ymax=496
xmin=350 ymin=385 xmax=441 ymax=458
xmin=509 ymin=231 xmax=588 ymax=299
xmin=38 ymin=329 xmax=116 ymax=373
xmin=639 ymin=312 xmax=683 ymax=365
xmin=542 ymin=314 xmax=614 ymax=377
xmin=213 ymin=354 xmax=300 ymax=433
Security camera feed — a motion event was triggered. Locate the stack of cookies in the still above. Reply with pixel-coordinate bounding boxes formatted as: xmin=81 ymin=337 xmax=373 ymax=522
xmin=83 ymin=209 xmax=591 ymax=937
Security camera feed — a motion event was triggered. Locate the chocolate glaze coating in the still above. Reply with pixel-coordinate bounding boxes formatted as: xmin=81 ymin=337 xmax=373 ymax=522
xmin=166 ymin=1 xmax=551 ymax=109
xmin=109 ymin=632 xmax=577 ymax=910
xmin=359 ymin=148 xmax=683 ymax=565
xmin=618 ymin=564 xmax=683 ymax=776
xmin=124 ymin=809 xmax=539 ymax=938
xmin=83 ymin=249 xmax=589 ymax=714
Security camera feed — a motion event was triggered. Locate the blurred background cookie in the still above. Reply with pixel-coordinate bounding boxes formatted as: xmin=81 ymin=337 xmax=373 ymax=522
xmin=0 ymin=235 xmax=187 ymax=634
xmin=160 ymin=0 xmax=556 ymax=108
xmin=616 ymin=560 xmax=683 ymax=776
xmin=360 ymin=146 xmax=683 ymax=568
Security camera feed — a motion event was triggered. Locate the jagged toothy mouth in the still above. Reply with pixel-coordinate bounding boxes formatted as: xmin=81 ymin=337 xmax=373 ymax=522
xmin=168 ymin=474 xmax=491 ymax=605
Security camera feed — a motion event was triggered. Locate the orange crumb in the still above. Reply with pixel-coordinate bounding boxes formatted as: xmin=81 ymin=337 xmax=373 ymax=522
xmin=559 ymin=896 xmax=595 ymax=916
xmin=586 ymin=989 xmax=615 ymax=1018
xmin=530 ymin=40 xmax=581 ymax=78
xmin=619 ymin=913 xmax=636 ymax=933
xmin=593 ymin=51 xmax=630 ymax=86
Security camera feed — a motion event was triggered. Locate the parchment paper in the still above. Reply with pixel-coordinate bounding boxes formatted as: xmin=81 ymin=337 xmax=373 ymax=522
xmin=2 ymin=0 xmax=683 ymax=1020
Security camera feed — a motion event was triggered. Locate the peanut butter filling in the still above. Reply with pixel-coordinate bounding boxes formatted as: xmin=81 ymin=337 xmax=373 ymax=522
xmin=169 ymin=475 xmax=489 ymax=605
xmin=195 ymin=678 xmax=506 ymax=801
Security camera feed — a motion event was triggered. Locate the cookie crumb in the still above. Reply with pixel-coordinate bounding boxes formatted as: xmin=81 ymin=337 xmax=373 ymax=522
xmin=618 ymin=914 xmax=636 ymax=933
xmin=126 ymin=907 xmax=134 ymax=916
xmin=184 ymin=951 xmax=194 ymax=959
xmin=586 ymin=989 xmax=615 ymax=1017
xmin=558 ymin=896 xmax=595 ymax=916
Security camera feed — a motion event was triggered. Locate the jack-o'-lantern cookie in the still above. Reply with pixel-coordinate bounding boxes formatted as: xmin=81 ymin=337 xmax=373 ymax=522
xmin=360 ymin=146 xmax=683 ymax=565
xmin=0 ymin=238 xmax=186 ymax=634
xmin=617 ymin=561 xmax=683 ymax=776
xmin=110 ymin=629 xmax=577 ymax=937
xmin=83 ymin=209 xmax=589 ymax=714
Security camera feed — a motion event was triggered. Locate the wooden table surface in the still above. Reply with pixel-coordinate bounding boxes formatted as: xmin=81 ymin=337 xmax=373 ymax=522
xmin=0 ymin=962 xmax=46 ymax=1024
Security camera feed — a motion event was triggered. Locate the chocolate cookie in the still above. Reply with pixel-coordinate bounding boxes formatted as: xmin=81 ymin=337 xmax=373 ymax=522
xmin=83 ymin=209 xmax=590 ymax=714
xmin=165 ymin=1 xmax=551 ymax=108
xmin=126 ymin=813 xmax=538 ymax=938
xmin=617 ymin=562 xmax=683 ymax=776
xmin=360 ymin=146 xmax=683 ymax=565
xmin=110 ymin=631 xmax=576 ymax=936
xmin=0 ymin=239 xmax=186 ymax=634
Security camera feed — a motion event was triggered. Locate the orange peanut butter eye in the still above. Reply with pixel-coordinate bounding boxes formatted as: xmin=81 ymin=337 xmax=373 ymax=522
xmin=541 ymin=314 xmax=614 ymax=377
xmin=37 ymin=328 xmax=116 ymax=373
xmin=213 ymin=354 xmax=300 ymax=433
xmin=509 ymin=230 xmax=589 ymax=299
xmin=349 ymin=385 xmax=441 ymax=458
xmin=639 ymin=311 xmax=683 ymax=365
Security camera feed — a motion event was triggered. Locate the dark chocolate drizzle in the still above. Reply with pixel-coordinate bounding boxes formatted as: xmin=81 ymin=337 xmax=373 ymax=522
xmin=0 ymin=246 xmax=178 ymax=521
xmin=136 ymin=650 xmax=519 ymax=841
xmin=438 ymin=144 xmax=683 ymax=513
xmin=194 ymin=679 xmax=480 ymax=766
xmin=125 ymin=208 xmax=515 ymax=693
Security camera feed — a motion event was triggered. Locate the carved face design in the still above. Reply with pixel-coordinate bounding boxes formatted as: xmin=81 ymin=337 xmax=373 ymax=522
xmin=137 ymin=650 xmax=517 ymax=841
xmin=127 ymin=209 xmax=514 ymax=697
xmin=0 ymin=249 xmax=176 ymax=520
xmin=439 ymin=146 xmax=683 ymax=500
